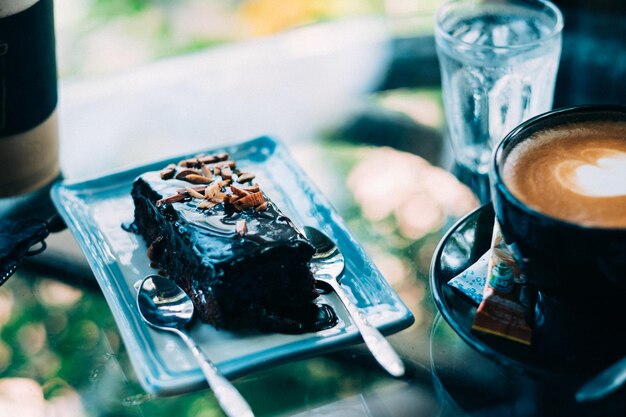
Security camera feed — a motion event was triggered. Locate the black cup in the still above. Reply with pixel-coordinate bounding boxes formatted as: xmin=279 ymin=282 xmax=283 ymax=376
xmin=491 ymin=105 xmax=626 ymax=303
xmin=490 ymin=105 xmax=626 ymax=368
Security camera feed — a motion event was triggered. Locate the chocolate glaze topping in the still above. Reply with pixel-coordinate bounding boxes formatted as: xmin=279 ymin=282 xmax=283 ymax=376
xmin=128 ymin=153 xmax=337 ymax=333
xmin=139 ymin=171 xmax=312 ymax=266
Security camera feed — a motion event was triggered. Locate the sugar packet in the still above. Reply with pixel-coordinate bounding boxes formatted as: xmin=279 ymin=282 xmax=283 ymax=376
xmin=470 ymin=222 xmax=533 ymax=345
xmin=447 ymin=250 xmax=491 ymax=305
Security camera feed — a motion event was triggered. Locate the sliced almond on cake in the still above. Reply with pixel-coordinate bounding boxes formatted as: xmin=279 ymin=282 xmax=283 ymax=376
xmin=185 ymin=174 xmax=213 ymax=184
xmin=156 ymin=193 xmax=187 ymax=207
xmin=233 ymin=192 xmax=265 ymax=211
xmin=236 ymin=219 xmax=247 ymax=236
xmin=160 ymin=164 xmax=176 ymax=180
xmin=237 ymin=172 xmax=256 ymax=183
xmin=230 ymin=184 xmax=251 ymax=197
xmin=186 ymin=187 xmax=206 ymax=199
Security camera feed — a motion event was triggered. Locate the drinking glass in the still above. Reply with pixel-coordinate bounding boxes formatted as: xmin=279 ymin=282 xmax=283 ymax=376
xmin=435 ymin=0 xmax=563 ymax=184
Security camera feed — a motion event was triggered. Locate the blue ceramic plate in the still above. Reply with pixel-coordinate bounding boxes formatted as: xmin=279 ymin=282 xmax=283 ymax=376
xmin=51 ymin=136 xmax=414 ymax=396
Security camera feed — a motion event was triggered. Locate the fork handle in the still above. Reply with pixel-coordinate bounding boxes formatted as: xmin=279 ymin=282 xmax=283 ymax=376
xmin=327 ymin=278 xmax=406 ymax=377
xmin=178 ymin=330 xmax=255 ymax=417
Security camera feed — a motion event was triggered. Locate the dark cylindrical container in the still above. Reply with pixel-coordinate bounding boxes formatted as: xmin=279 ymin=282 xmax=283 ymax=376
xmin=0 ymin=0 xmax=59 ymax=198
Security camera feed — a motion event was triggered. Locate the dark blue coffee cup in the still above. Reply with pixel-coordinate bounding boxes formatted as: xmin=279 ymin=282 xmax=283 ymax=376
xmin=491 ymin=105 xmax=626 ymax=304
xmin=490 ymin=105 xmax=626 ymax=369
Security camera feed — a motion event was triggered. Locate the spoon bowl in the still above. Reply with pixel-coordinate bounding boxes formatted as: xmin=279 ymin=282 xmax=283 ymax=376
xmin=137 ymin=275 xmax=194 ymax=330
xmin=137 ymin=275 xmax=254 ymax=417
xmin=303 ymin=226 xmax=345 ymax=279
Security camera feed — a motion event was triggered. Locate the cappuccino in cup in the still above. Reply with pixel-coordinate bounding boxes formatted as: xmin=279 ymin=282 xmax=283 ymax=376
xmin=501 ymin=120 xmax=626 ymax=228
xmin=491 ymin=106 xmax=626 ymax=299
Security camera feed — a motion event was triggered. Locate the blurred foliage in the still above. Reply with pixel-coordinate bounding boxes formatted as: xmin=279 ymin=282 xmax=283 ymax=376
xmin=88 ymin=0 xmax=156 ymax=17
xmin=56 ymin=0 xmax=395 ymax=76
xmin=0 ymin=256 xmax=386 ymax=416
xmin=0 ymin=272 xmax=113 ymax=385
xmin=85 ymin=0 xmax=385 ymax=22
xmin=239 ymin=0 xmax=383 ymax=35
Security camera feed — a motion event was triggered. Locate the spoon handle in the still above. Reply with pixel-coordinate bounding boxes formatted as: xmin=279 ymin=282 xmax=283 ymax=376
xmin=576 ymin=355 xmax=626 ymax=403
xmin=178 ymin=330 xmax=255 ymax=417
xmin=326 ymin=278 xmax=405 ymax=377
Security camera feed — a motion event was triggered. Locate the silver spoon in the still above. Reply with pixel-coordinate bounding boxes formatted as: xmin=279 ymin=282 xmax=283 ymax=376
xmin=137 ymin=275 xmax=254 ymax=417
xmin=576 ymin=355 xmax=626 ymax=403
xmin=303 ymin=226 xmax=405 ymax=377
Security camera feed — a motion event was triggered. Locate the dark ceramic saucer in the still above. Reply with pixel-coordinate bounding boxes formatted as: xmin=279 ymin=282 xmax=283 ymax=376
xmin=430 ymin=204 xmax=624 ymax=380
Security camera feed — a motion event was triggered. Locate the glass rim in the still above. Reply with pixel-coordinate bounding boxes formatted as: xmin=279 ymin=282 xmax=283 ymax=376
xmin=435 ymin=0 xmax=564 ymax=52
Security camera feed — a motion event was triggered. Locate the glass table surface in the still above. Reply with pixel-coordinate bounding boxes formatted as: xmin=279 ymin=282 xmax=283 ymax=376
xmin=1 ymin=11 xmax=626 ymax=417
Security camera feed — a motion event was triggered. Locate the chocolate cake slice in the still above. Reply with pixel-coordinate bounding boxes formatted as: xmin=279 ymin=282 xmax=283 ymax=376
xmin=129 ymin=153 xmax=331 ymax=333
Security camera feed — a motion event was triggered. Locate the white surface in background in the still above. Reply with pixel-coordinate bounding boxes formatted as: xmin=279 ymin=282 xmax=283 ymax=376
xmin=58 ymin=17 xmax=391 ymax=179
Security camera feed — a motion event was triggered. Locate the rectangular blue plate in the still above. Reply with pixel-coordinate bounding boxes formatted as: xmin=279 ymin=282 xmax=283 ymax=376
xmin=51 ymin=136 xmax=414 ymax=396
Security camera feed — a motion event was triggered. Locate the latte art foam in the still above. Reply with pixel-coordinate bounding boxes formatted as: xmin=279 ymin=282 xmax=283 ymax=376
xmin=503 ymin=121 xmax=626 ymax=228
xmin=556 ymin=148 xmax=626 ymax=197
